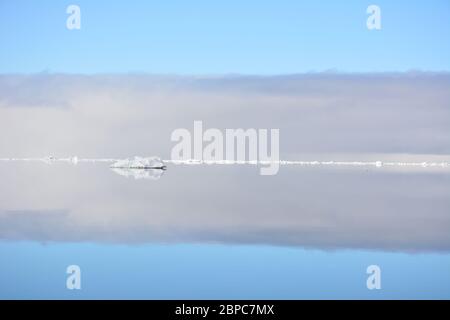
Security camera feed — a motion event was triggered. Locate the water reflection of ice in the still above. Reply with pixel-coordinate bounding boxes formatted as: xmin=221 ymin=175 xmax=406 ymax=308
xmin=110 ymin=167 xmax=165 ymax=180
xmin=110 ymin=157 xmax=166 ymax=179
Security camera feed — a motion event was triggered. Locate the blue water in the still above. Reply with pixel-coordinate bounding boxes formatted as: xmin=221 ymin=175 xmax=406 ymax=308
xmin=0 ymin=163 xmax=449 ymax=299
xmin=1 ymin=242 xmax=449 ymax=299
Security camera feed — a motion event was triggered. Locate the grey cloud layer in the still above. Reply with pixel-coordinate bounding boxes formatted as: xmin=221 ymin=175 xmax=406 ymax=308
xmin=1 ymin=73 xmax=449 ymax=157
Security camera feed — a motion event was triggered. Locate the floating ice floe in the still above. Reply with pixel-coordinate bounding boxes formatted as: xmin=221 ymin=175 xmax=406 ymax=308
xmin=110 ymin=157 xmax=166 ymax=180
xmin=110 ymin=156 xmax=166 ymax=170
xmin=42 ymin=156 xmax=57 ymax=164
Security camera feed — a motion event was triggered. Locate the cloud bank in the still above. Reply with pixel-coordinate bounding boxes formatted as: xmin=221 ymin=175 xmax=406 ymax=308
xmin=1 ymin=72 xmax=449 ymax=157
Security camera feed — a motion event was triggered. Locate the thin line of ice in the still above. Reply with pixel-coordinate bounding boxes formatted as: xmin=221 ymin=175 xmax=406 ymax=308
xmin=164 ymin=159 xmax=450 ymax=168
xmin=1 ymin=157 xmax=450 ymax=168
xmin=0 ymin=157 xmax=117 ymax=164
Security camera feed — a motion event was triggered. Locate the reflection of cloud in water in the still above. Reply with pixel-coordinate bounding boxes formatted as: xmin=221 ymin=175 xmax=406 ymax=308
xmin=110 ymin=167 xmax=165 ymax=180
xmin=1 ymin=164 xmax=449 ymax=253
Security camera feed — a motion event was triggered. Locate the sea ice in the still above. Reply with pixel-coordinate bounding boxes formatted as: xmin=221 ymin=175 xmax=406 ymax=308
xmin=110 ymin=157 xmax=166 ymax=169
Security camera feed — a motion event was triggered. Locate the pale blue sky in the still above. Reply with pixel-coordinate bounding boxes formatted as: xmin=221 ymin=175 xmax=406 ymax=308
xmin=0 ymin=0 xmax=449 ymax=74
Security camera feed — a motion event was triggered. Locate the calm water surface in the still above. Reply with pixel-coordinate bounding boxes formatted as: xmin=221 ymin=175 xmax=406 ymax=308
xmin=1 ymin=162 xmax=449 ymax=299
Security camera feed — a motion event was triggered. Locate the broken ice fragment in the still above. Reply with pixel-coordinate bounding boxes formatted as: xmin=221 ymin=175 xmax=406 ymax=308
xmin=42 ymin=156 xmax=57 ymax=164
xmin=110 ymin=156 xmax=166 ymax=170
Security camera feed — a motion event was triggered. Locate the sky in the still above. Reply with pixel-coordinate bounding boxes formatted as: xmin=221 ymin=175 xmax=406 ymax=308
xmin=0 ymin=0 xmax=449 ymax=74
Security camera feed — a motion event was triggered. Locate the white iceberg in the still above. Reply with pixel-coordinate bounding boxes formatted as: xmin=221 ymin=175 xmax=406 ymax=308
xmin=110 ymin=156 xmax=166 ymax=170
xmin=110 ymin=157 xmax=166 ymax=180
xmin=42 ymin=156 xmax=57 ymax=164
